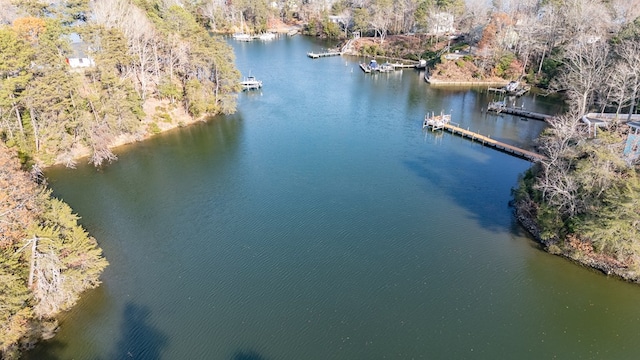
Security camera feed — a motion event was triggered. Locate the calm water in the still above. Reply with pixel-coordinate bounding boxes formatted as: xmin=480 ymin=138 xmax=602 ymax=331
xmin=32 ymin=36 xmax=640 ymax=359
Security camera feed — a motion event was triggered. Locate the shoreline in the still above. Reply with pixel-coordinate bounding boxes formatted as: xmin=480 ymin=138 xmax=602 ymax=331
xmin=513 ymin=201 xmax=639 ymax=283
xmin=51 ymin=97 xmax=211 ymax=167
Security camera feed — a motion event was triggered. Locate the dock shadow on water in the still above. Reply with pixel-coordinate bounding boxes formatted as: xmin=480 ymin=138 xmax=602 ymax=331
xmin=108 ymin=303 xmax=168 ymax=360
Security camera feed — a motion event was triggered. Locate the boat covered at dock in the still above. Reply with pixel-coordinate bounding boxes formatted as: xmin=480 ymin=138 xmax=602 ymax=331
xmin=359 ymin=59 xmax=379 ymax=73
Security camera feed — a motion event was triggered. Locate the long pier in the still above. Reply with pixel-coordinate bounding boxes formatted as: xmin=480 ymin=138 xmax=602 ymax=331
xmin=424 ymin=118 xmax=546 ymax=162
xmin=487 ymin=102 xmax=553 ymax=122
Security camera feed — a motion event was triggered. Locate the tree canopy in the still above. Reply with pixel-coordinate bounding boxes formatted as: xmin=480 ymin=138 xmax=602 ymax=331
xmin=0 ymin=0 xmax=240 ymax=168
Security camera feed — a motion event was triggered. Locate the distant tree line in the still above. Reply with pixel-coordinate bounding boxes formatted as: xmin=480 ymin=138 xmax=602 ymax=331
xmin=192 ymin=0 xmax=463 ymax=38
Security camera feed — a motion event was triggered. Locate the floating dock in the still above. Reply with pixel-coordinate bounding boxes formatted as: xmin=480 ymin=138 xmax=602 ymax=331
xmin=359 ymin=59 xmax=412 ymax=73
xmin=487 ymin=101 xmax=554 ymax=122
xmin=423 ymin=114 xmax=546 ymax=162
xmin=392 ymin=63 xmax=418 ymax=69
xmin=307 ymin=51 xmax=342 ymax=59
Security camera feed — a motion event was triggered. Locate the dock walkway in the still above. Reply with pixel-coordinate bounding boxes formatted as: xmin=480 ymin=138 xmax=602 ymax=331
xmin=423 ymin=116 xmax=546 ymax=162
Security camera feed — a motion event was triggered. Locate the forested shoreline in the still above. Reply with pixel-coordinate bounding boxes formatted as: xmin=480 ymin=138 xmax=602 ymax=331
xmin=3 ymin=0 xmax=640 ymax=357
xmin=0 ymin=142 xmax=107 ymax=358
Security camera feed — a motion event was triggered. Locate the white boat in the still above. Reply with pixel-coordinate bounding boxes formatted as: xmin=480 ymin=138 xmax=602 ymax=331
xmin=240 ymin=76 xmax=262 ymax=90
xmin=233 ymin=12 xmax=252 ymax=41
xmin=505 ymin=81 xmax=519 ymax=92
xmin=378 ymin=62 xmax=394 ymax=72
xmin=233 ymin=33 xmax=252 ymax=42
xmin=256 ymin=32 xmax=276 ymax=41
xmin=487 ymin=100 xmax=506 ymax=112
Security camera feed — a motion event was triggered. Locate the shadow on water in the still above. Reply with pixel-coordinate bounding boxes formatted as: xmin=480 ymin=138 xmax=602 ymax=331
xmin=230 ymin=349 xmax=270 ymax=360
xmin=24 ymin=339 xmax=66 ymax=360
xmin=24 ymin=285 xmax=109 ymax=360
xmin=107 ymin=303 xmax=168 ymax=360
xmin=404 ymin=150 xmax=522 ymax=233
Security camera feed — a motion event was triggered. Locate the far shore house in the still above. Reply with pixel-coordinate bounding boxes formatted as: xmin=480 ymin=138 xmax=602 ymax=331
xmin=65 ymin=33 xmax=95 ymax=69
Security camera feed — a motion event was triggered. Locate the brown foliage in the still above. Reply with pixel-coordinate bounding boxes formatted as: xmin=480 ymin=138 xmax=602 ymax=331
xmin=566 ymin=234 xmax=594 ymax=255
xmin=12 ymin=17 xmax=46 ymax=44
xmin=478 ymin=22 xmax=496 ymax=50
xmin=0 ymin=144 xmax=38 ymax=249
xmin=478 ymin=12 xmax=514 ymax=51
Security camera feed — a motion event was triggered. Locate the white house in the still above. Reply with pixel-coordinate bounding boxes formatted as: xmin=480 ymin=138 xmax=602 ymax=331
xmin=66 ymin=33 xmax=95 ymax=69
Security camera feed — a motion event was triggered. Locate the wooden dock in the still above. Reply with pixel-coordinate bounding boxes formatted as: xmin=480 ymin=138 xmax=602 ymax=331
xmin=307 ymin=51 xmax=342 ymax=59
xmin=423 ymin=116 xmax=545 ymax=161
xmin=487 ymin=102 xmax=553 ymax=122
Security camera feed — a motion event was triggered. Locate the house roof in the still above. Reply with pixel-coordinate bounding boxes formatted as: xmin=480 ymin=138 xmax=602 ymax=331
xmin=70 ymin=42 xmax=90 ymax=58
xmin=627 ymin=121 xmax=640 ymax=130
xmin=581 ymin=116 xmax=608 ymax=127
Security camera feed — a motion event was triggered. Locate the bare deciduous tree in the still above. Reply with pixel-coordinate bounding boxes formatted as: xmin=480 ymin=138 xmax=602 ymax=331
xmin=369 ymin=0 xmax=393 ymax=43
xmin=614 ymin=40 xmax=640 ymax=121
xmin=610 ymin=0 xmax=640 ymax=27
xmin=0 ymin=0 xmax=20 ymax=24
xmin=458 ymin=0 xmax=491 ymax=39
xmin=551 ymin=39 xmax=610 ymax=115
xmin=535 ymin=113 xmax=585 ymax=217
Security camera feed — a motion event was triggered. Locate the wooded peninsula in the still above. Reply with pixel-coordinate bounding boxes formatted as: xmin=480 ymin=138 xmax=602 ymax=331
xmin=2 ymin=0 xmax=640 ymax=357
